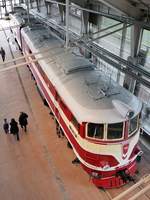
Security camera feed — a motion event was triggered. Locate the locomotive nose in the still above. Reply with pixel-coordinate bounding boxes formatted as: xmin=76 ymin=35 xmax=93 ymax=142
xmin=112 ymin=99 xmax=134 ymax=119
xmin=122 ymin=143 xmax=129 ymax=159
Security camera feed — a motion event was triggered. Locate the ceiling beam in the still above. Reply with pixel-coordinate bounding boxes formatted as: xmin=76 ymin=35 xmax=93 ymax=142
xmin=89 ymin=0 xmax=142 ymax=19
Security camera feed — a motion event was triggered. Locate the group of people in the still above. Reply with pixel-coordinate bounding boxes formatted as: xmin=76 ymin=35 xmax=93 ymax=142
xmin=0 ymin=47 xmax=5 ymax=62
xmin=3 ymin=112 xmax=28 ymax=141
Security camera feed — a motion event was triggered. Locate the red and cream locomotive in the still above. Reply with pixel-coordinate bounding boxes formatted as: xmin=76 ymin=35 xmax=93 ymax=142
xmin=10 ymin=13 xmax=142 ymax=188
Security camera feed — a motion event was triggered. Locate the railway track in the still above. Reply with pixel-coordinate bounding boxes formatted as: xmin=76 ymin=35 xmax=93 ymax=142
xmin=112 ymin=174 xmax=150 ymax=200
xmin=99 ymin=173 xmax=150 ymax=200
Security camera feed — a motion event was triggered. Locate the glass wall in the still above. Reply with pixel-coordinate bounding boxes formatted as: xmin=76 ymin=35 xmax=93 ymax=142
xmin=141 ymin=29 xmax=150 ymax=65
xmin=0 ymin=0 xmax=19 ymax=18
xmin=93 ymin=17 xmax=131 ymax=60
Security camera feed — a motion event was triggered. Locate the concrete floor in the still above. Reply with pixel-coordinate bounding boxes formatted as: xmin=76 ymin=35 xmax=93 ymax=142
xmin=0 ymin=20 xmax=110 ymax=200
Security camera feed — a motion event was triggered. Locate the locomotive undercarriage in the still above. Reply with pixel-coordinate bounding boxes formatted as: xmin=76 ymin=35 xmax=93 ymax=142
xmin=82 ymin=158 xmax=140 ymax=188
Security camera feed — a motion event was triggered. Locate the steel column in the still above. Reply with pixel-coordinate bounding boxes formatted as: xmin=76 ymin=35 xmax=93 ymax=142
xmin=117 ymin=23 xmax=127 ymax=83
xmin=65 ymin=0 xmax=69 ymax=48
xmin=26 ymin=0 xmax=30 ymax=24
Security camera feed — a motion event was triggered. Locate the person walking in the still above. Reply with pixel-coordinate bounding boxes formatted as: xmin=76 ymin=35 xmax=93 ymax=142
xmin=3 ymin=118 xmax=9 ymax=134
xmin=19 ymin=112 xmax=28 ymax=132
xmin=0 ymin=47 xmax=6 ymax=62
xmin=10 ymin=118 xmax=20 ymax=141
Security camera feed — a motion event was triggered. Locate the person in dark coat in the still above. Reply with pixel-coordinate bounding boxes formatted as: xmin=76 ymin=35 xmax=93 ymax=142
xmin=19 ymin=112 xmax=28 ymax=132
xmin=10 ymin=118 xmax=20 ymax=141
xmin=0 ymin=47 xmax=6 ymax=62
xmin=3 ymin=118 xmax=9 ymax=134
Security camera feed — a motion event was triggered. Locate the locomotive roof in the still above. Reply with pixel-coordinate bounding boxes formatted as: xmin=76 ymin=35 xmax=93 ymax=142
xmin=10 ymin=14 xmax=25 ymax=25
xmin=22 ymin=26 xmax=142 ymax=124
xmin=11 ymin=12 xmax=39 ymax=26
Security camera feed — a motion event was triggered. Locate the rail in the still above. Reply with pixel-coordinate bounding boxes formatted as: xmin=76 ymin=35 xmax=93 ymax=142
xmin=112 ymin=174 xmax=150 ymax=200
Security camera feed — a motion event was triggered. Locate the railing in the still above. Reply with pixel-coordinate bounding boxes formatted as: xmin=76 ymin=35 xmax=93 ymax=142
xmin=29 ymin=9 xmax=150 ymax=89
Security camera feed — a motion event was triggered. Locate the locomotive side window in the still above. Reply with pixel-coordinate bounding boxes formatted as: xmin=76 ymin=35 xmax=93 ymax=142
xmin=128 ymin=115 xmax=138 ymax=136
xmin=107 ymin=123 xmax=123 ymax=139
xmin=87 ymin=123 xmax=104 ymax=139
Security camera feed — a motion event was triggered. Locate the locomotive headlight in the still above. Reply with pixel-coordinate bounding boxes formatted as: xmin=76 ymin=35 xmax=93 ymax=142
xmin=91 ymin=172 xmax=99 ymax=178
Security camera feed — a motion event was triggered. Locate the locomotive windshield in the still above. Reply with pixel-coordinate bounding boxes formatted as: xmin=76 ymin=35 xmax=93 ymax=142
xmin=87 ymin=123 xmax=104 ymax=139
xmin=128 ymin=115 xmax=138 ymax=136
xmin=107 ymin=123 xmax=123 ymax=139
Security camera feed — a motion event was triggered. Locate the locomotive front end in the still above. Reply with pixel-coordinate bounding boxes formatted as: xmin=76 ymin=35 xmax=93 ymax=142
xmin=81 ymin=99 xmax=142 ymax=189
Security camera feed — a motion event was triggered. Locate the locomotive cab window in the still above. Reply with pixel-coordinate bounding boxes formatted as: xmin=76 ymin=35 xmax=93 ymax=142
xmin=107 ymin=123 xmax=123 ymax=140
xmin=87 ymin=123 xmax=104 ymax=139
xmin=128 ymin=115 xmax=138 ymax=136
